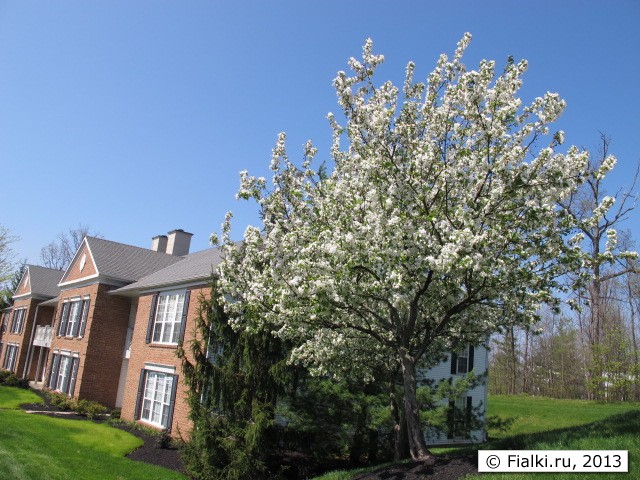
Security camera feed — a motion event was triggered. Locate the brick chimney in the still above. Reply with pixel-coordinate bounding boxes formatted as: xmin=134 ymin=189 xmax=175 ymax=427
xmin=166 ymin=229 xmax=193 ymax=256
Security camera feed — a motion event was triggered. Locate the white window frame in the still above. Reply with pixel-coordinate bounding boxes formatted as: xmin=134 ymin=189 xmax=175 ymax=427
xmin=2 ymin=344 xmax=19 ymax=372
xmin=140 ymin=370 xmax=176 ymax=429
xmin=48 ymin=351 xmax=79 ymax=396
xmin=65 ymin=302 xmax=81 ymax=337
xmin=456 ymin=346 xmax=469 ymax=374
xmin=151 ymin=291 xmax=186 ymax=345
xmin=10 ymin=308 xmax=27 ymax=334
xmin=58 ymin=297 xmax=90 ymax=338
xmin=57 ymin=355 xmax=71 ymax=392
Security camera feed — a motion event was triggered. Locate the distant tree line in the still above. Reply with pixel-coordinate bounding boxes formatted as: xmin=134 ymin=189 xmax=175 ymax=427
xmin=490 ymin=135 xmax=640 ymax=402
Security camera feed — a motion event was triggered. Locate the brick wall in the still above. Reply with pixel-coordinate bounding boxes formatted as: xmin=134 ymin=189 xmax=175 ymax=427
xmin=121 ymin=285 xmax=208 ymax=437
xmin=61 ymin=244 xmax=97 ymax=283
xmin=1 ymin=298 xmax=38 ymax=377
xmin=46 ymin=283 xmax=132 ymax=409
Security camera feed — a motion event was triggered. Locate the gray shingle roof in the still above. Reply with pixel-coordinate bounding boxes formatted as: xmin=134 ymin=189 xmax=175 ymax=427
xmin=25 ymin=265 xmax=64 ymax=298
xmin=113 ymin=248 xmax=221 ymax=294
xmin=84 ymin=236 xmax=184 ymax=283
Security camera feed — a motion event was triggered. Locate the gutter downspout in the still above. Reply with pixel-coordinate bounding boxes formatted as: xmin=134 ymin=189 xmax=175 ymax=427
xmin=23 ymin=303 xmax=41 ymax=380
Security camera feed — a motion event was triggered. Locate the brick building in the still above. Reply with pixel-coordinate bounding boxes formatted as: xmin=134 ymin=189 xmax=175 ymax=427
xmin=113 ymin=247 xmax=221 ymax=434
xmin=43 ymin=234 xmax=183 ymax=408
xmin=1 ymin=265 xmax=63 ymax=381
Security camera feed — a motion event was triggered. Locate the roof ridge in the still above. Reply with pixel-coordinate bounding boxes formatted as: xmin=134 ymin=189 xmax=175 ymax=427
xmin=27 ymin=264 xmax=65 ymax=273
xmin=87 ymin=236 xmax=179 ymax=257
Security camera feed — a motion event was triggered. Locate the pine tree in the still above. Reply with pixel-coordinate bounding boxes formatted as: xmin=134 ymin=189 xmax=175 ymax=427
xmin=177 ymin=279 xmax=289 ymax=480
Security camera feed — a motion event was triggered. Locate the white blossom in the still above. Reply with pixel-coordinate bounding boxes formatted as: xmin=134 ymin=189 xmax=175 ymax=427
xmin=217 ymin=35 xmax=607 ymax=460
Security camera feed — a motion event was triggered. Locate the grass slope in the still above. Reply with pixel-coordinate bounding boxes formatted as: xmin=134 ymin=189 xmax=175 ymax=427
xmin=313 ymin=395 xmax=640 ymax=480
xmin=471 ymin=395 xmax=640 ymax=480
xmin=0 ymin=386 xmax=44 ymax=409
xmin=0 ymin=386 xmax=186 ymax=480
xmin=487 ymin=395 xmax=640 ymax=438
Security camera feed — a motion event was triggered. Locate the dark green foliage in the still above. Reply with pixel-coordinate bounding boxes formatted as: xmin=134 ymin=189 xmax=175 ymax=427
xmin=45 ymin=392 xmax=108 ymax=418
xmin=279 ymin=377 xmax=393 ymax=466
xmin=178 ymin=279 xmax=288 ymax=480
xmin=155 ymin=429 xmax=172 ymax=449
xmin=75 ymin=399 xmax=108 ymax=419
xmin=417 ymin=372 xmax=486 ymax=440
xmin=0 ymin=370 xmax=29 ymax=388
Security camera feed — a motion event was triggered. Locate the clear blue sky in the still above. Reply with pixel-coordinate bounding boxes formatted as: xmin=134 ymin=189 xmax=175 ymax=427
xmin=2 ymin=1 xmax=639 ymax=264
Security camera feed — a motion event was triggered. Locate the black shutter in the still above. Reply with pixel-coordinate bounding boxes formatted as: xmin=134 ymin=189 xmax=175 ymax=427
xmin=68 ymin=357 xmax=80 ymax=396
xmin=165 ymin=374 xmax=179 ymax=432
xmin=49 ymin=354 xmax=61 ymax=389
xmin=450 ymin=352 xmax=458 ymax=375
xmin=178 ymin=291 xmax=191 ymax=344
xmin=133 ymin=370 xmax=146 ymax=420
xmin=2 ymin=346 xmax=11 ymax=370
xmin=465 ymin=396 xmax=473 ymax=438
xmin=145 ymin=294 xmax=159 ymax=344
xmin=57 ymin=303 xmax=69 ymax=336
xmin=468 ymin=346 xmax=475 ymax=372
xmin=78 ymin=299 xmax=90 ymax=338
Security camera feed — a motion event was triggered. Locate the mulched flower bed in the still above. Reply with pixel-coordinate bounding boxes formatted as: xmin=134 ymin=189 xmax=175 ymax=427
xmin=111 ymin=422 xmax=186 ymax=475
xmin=353 ymin=455 xmax=478 ymax=480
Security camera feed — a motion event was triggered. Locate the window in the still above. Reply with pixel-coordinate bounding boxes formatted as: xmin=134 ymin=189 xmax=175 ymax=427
xmin=136 ymin=370 xmax=177 ymax=429
xmin=148 ymin=291 xmax=188 ymax=345
xmin=2 ymin=344 xmax=19 ymax=372
xmin=57 ymin=297 xmax=90 ymax=338
xmin=447 ymin=395 xmax=473 ymax=439
xmin=48 ymin=352 xmax=79 ymax=396
xmin=10 ymin=308 xmax=26 ymax=334
xmin=450 ymin=345 xmax=474 ymax=375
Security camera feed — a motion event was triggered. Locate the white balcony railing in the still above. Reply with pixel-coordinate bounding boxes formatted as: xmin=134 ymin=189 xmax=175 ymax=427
xmin=33 ymin=326 xmax=53 ymax=348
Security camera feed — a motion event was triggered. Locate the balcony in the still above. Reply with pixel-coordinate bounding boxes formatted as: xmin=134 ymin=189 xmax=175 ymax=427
xmin=33 ymin=326 xmax=53 ymax=348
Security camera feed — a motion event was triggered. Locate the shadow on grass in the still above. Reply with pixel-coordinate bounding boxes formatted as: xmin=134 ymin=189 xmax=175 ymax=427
xmin=488 ymin=409 xmax=640 ymax=450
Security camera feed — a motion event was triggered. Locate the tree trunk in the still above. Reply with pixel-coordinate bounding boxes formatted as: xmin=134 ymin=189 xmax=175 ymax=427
xmin=627 ymin=278 xmax=639 ymax=401
xmin=523 ymin=329 xmax=529 ymax=394
xmin=400 ymin=348 xmax=435 ymax=465
xmin=509 ymin=327 xmax=517 ymax=394
xmin=390 ymin=380 xmax=410 ymax=461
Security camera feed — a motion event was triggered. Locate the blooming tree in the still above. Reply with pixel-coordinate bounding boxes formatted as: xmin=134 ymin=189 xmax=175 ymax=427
xmin=218 ymin=34 xmax=598 ymax=462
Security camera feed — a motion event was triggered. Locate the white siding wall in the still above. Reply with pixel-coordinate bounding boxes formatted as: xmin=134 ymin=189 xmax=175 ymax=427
xmin=418 ymin=343 xmax=489 ymax=445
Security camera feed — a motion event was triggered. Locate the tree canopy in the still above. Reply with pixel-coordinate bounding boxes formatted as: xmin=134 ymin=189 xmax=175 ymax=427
xmin=218 ymin=34 xmax=606 ymax=461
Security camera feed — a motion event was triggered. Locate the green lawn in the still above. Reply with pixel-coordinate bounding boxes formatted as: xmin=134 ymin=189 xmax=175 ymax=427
xmin=470 ymin=395 xmax=640 ymax=480
xmin=486 ymin=394 xmax=640 ymax=439
xmin=314 ymin=395 xmax=640 ymax=480
xmin=0 ymin=386 xmax=186 ymax=480
xmin=0 ymin=386 xmax=44 ymax=409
